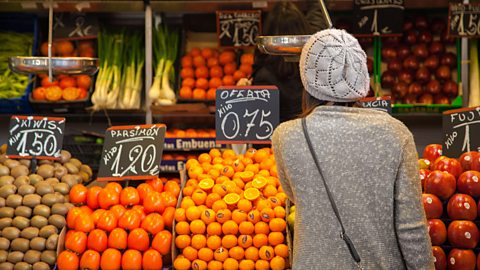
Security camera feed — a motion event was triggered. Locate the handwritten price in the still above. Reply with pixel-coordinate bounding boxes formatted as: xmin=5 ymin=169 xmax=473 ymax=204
xmin=106 ymin=138 xmax=159 ymax=177
xmin=221 ymin=109 xmax=273 ymax=140
xmin=15 ymin=130 xmax=58 ymax=157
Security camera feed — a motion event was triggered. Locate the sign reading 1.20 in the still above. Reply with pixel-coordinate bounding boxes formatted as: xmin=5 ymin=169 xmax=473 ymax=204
xmin=216 ymin=86 xmax=279 ymax=144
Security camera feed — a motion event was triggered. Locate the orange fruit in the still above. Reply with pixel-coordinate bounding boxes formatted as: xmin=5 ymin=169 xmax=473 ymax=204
xmin=273 ymin=206 xmax=286 ymax=219
xmin=183 ymin=186 xmax=195 ymax=197
xmin=239 ymin=64 xmax=253 ymax=76
xmin=209 ymin=149 xmax=221 ymax=158
xmin=188 ymin=166 xmax=204 ymax=179
xmin=274 ymin=244 xmax=289 ymax=258
xmin=239 ymin=259 xmax=255 ymax=270
xmin=181 ymin=55 xmax=193 ymax=68
xmin=193 ymin=55 xmax=206 ymax=67
xmin=200 ymin=209 xmax=216 ymax=224
xmin=221 ymin=235 xmax=238 ymax=249
xmin=191 ymin=234 xmax=207 ymax=250
xmin=215 ymin=209 xmax=232 ymax=224
xmin=192 ymin=88 xmax=206 ymax=100
xmin=268 ymin=197 xmax=282 ymax=208
xmin=207 ymin=235 xmax=222 ymax=250
xmin=192 ymin=189 xmax=207 ymax=205
xmin=252 ymin=176 xmax=267 ymax=189
xmin=259 ymin=246 xmax=274 ymax=260
xmin=192 ymin=259 xmax=208 ymax=270
xmin=212 ymin=199 xmax=228 ymax=212
xmin=243 ymin=188 xmax=260 ymax=201
xmin=245 ymin=164 xmax=259 ymax=174
xmin=223 ymin=258 xmax=239 ymax=270
xmin=244 ymin=247 xmax=259 ymax=261
xmin=206 ymin=193 xmax=221 ymax=208
xmin=182 ymin=77 xmax=196 ymax=88
xmin=183 ymin=246 xmax=198 ymax=261
xmin=198 ymin=205 xmax=208 ymax=214
xmin=263 ymin=185 xmax=278 ymax=197
xmin=253 ymin=234 xmax=268 ymax=248
xmin=176 ymin=221 xmax=191 ymax=235
xmin=209 ymin=77 xmax=223 ymax=89
xmin=239 ymin=221 xmax=255 ymax=235
xmin=233 ymin=70 xmax=247 ymax=81
xmin=210 ymin=66 xmax=223 ymax=78
xmin=270 ymin=256 xmax=286 ymax=270
xmin=256 ymin=200 xmax=271 ymax=211
xmin=207 ymin=57 xmax=219 ymax=68
xmin=260 ymin=208 xmax=275 ymax=222
xmin=198 ymin=153 xmax=212 ymax=163
xmin=201 ymin=48 xmax=214 ymax=59
xmin=229 ymin=246 xmax=245 ymax=260
xmin=174 ymin=257 xmax=191 ymax=270
xmin=175 ymin=208 xmax=187 ymax=222
xmin=198 ymin=248 xmax=214 ymax=262
xmin=179 ymin=86 xmax=193 ymax=99
xmin=219 ymin=51 xmax=236 ymax=65
xmin=175 ymin=235 xmax=191 ymax=249
xmin=224 ymin=193 xmax=240 ymax=205
xmin=255 ymin=222 xmax=270 ymax=234
xmin=190 ymin=48 xmax=201 ymax=56
xmin=195 ymin=66 xmax=209 ymax=78
xmin=214 ymin=247 xmax=229 ymax=262
xmin=207 ymin=222 xmax=222 ymax=236
xmin=186 ymin=206 xmax=201 ymax=221
xmin=222 ymin=75 xmax=235 ymax=86
xmin=181 ymin=197 xmax=196 ymax=209
xmin=247 ymin=210 xmax=261 ymax=224
xmin=208 ymin=260 xmax=223 ymax=270
xmin=238 ymin=234 xmax=253 ymax=248
xmin=255 ymin=260 xmax=270 ymax=270
xmin=212 ymin=157 xmax=224 ymax=165
xmin=240 ymin=53 xmax=254 ymax=65
xmin=221 ymin=166 xmax=235 ymax=178
xmin=212 ymin=184 xmax=228 ymax=197
xmin=276 ymin=193 xmax=288 ymax=206
xmin=270 ymin=165 xmax=278 ymax=177
xmin=268 ymin=232 xmax=285 ymax=246
xmin=239 ymin=171 xmax=254 ymax=183
xmin=269 ymin=218 xmax=286 ymax=232
xmin=198 ymin=178 xmax=214 ymax=190
xmin=190 ymin=220 xmax=206 ymax=235
xmin=215 ymin=176 xmax=230 ymax=185
xmin=232 ymin=210 xmax=248 ymax=224
xmin=208 ymin=168 xmax=221 ymax=180
xmin=186 ymin=159 xmax=200 ymax=170
xmin=207 ymin=88 xmax=217 ymax=100
xmin=223 ymin=63 xmax=236 ymax=75
xmin=180 ymin=68 xmax=195 ymax=79
xmin=222 ymin=220 xmax=239 ymax=235
xmin=195 ymin=78 xmax=209 ymax=90
xmin=222 ymin=149 xmax=235 ymax=159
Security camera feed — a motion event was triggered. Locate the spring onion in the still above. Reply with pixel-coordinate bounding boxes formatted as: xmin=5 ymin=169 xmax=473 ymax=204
xmin=119 ymin=32 xmax=144 ymax=109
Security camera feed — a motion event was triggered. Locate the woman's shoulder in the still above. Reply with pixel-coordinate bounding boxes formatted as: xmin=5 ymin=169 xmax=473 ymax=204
xmin=272 ymin=118 xmax=303 ymax=146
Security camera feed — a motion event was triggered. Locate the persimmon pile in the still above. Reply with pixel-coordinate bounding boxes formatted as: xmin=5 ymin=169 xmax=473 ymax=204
xmin=178 ymin=48 xmax=254 ymax=100
xmin=165 ymin=128 xmax=216 ymax=138
xmin=173 ymin=148 xmax=289 ymax=270
xmin=57 ymin=178 xmax=181 ymax=270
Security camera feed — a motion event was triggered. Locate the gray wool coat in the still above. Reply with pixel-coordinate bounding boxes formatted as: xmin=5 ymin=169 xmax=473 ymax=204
xmin=272 ymin=106 xmax=434 ymax=270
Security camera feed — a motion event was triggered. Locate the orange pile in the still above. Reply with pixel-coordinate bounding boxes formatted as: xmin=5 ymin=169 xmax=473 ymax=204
xmin=165 ymin=128 xmax=216 ymax=138
xmin=173 ymin=148 xmax=289 ymax=270
xmin=179 ymin=47 xmax=254 ymax=100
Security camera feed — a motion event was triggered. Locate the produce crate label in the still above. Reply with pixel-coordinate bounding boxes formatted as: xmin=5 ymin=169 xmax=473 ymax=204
xmin=360 ymin=96 xmax=391 ymax=114
xmin=448 ymin=3 xmax=480 ymax=38
xmin=216 ymin=10 xmax=261 ymax=48
xmin=353 ymin=0 xmax=404 ymax=36
xmin=160 ymin=160 xmax=184 ymax=173
xmin=216 ymin=86 xmax=279 ymax=144
xmin=54 ymin=13 xmax=98 ymax=39
xmin=97 ymin=124 xmax=166 ymax=181
xmin=443 ymin=106 xmax=480 ymax=158
xmin=7 ymin=115 xmax=66 ymax=160
xmin=164 ymin=138 xmax=224 ymax=151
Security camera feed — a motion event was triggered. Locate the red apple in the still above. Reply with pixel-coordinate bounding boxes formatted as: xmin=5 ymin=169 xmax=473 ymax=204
xmin=381 ymin=71 xmax=396 ymax=89
xmin=404 ymin=31 xmax=417 ymax=45
xmin=382 ymin=47 xmax=397 ymax=62
xmin=403 ymin=18 xmax=414 ymax=32
xmin=457 ymin=171 xmax=480 ymax=198
xmin=423 ymin=193 xmax=443 ymax=219
xmin=430 ymin=41 xmax=445 ymax=55
xmin=424 ymin=170 xmax=456 ymax=200
xmin=434 ymin=95 xmax=451 ymax=105
xmin=415 ymin=16 xmax=429 ymax=30
xmin=419 ymin=159 xmax=432 ymax=170
xmin=404 ymin=94 xmax=417 ymax=104
xmin=441 ymin=29 xmax=456 ymax=45
xmin=441 ymin=52 xmax=457 ymax=68
xmin=432 ymin=157 xmax=463 ymax=178
xmin=431 ymin=18 xmax=446 ymax=34
xmin=418 ymin=93 xmax=434 ymax=105
xmin=398 ymin=70 xmax=414 ymax=84
xmin=403 ymin=56 xmax=420 ymax=70
xmin=447 ymin=194 xmax=477 ymax=221
xmin=443 ymin=80 xmax=459 ymax=97
xmin=423 ymin=144 xmax=443 ymax=162
xmin=392 ymin=82 xmax=409 ymax=98
xmin=397 ymin=45 xmax=411 ymax=60
xmin=425 ymin=55 xmax=440 ymax=71
xmin=448 ymin=249 xmax=476 ymax=270
xmin=459 ymin=152 xmax=479 ymax=171
xmin=472 ymin=154 xmax=480 ymax=171
xmin=432 ymin=246 xmax=447 ymax=270
xmin=416 ymin=67 xmax=430 ymax=83
xmin=419 ymin=32 xmax=433 ymax=44
xmin=428 ymin=219 xmax=447 ymax=245
xmin=413 ymin=44 xmax=429 ymax=59
xmin=436 ymin=65 xmax=452 ymax=81
xmin=387 ymin=59 xmax=402 ymax=74
xmin=448 ymin=221 xmax=479 ymax=249
xmin=419 ymin=168 xmax=431 ymax=189
xmin=408 ymin=82 xmax=423 ymax=95
xmin=426 ymin=79 xmax=441 ymax=95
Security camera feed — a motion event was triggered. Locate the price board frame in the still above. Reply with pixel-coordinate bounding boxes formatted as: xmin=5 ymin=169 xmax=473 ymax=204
xmin=442 ymin=106 xmax=480 ymax=158
xmin=359 ymin=96 xmax=392 ymax=114
xmin=353 ymin=0 xmax=404 ymax=37
xmin=7 ymin=115 xmax=66 ymax=160
xmin=216 ymin=10 xmax=262 ymax=48
xmin=97 ymin=124 xmax=167 ymax=182
xmin=448 ymin=3 xmax=480 ymax=38
xmin=53 ymin=12 xmax=99 ymax=40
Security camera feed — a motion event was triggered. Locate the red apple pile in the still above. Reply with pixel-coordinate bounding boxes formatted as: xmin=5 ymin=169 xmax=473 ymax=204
xmin=381 ymin=16 xmax=458 ymax=105
xmin=420 ymin=144 xmax=480 ymax=270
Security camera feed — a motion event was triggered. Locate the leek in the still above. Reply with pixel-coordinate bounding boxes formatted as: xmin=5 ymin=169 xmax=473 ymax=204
xmin=470 ymin=39 xmax=480 ymax=107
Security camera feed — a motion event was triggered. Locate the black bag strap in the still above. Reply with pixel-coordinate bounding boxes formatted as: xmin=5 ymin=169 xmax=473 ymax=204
xmin=301 ymin=117 xmax=362 ymax=264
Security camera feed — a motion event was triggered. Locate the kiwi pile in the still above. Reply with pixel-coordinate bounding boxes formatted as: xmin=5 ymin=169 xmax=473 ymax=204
xmin=0 ymin=146 xmax=92 ymax=270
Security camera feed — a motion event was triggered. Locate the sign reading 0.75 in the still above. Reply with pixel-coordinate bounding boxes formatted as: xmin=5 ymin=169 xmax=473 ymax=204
xmin=97 ymin=124 xmax=166 ymax=181
xmin=7 ymin=116 xmax=66 ymax=160
xmin=216 ymin=86 xmax=279 ymax=144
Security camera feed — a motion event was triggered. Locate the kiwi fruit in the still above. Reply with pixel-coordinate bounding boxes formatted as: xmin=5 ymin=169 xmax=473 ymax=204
xmin=0 ymin=197 xmax=5 ymax=208
xmin=0 ymin=237 xmax=10 ymax=250
xmin=10 ymin=165 xmax=29 ymax=179
xmin=35 ymin=165 xmax=54 ymax=179
xmin=22 ymin=194 xmax=41 ymax=208
xmin=30 ymin=216 xmax=47 ymax=229
xmin=54 ymin=167 xmax=67 ymax=180
xmin=53 ymin=193 xmax=64 ymax=204
xmin=0 ymin=218 xmax=12 ymax=230
xmin=59 ymin=150 xmax=71 ymax=164
xmin=13 ymin=262 xmax=32 ymax=270
xmin=69 ymin=158 xmax=82 ymax=168
xmin=63 ymin=163 xmax=79 ymax=174
xmin=0 ymin=262 xmax=14 ymax=270
xmin=27 ymin=175 xmax=43 ymax=186
xmin=17 ymin=185 xmax=35 ymax=196
xmin=80 ymin=164 xmax=92 ymax=176
xmin=0 ymin=185 xmax=17 ymax=199
xmin=61 ymin=174 xmax=77 ymax=188
xmin=0 ymin=207 xmax=14 ymax=218
xmin=11 ymin=217 xmax=30 ymax=230
xmin=6 ymin=194 xmax=23 ymax=208
xmin=44 ymin=178 xmax=59 ymax=187
xmin=53 ymin=183 xmax=69 ymax=195
xmin=20 ymin=227 xmax=39 ymax=240
xmin=0 ymin=175 xmax=14 ymax=186
xmin=32 ymin=262 xmax=49 ymax=270
xmin=0 ymin=250 xmax=7 ymax=262
xmin=39 ymin=251 xmax=55 ymax=266
xmin=47 ymin=215 xmax=65 ymax=230
xmin=45 ymin=234 xmax=58 ymax=250
xmin=23 ymin=250 xmax=41 ymax=264
xmin=7 ymin=251 xmax=23 ymax=264
xmin=64 ymin=203 xmax=74 ymax=211
xmin=0 ymin=165 xmax=10 ymax=177
xmin=34 ymin=183 xmax=53 ymax=196
xmin=14 ymin=206 xmax=32 ymax=219
xmin=51 ymin=203 xmax=68 ymax=216
xmin=2 ymin=227 xmax=20 ymax=240
xmin=18 ymin=159 xmax=30 ymax=168
xmin=13 ymin=176 xmax=30 ymax=188
xmin=32 ymin=205 xmax=50 ymax=218
xmin=38 ymin=226 xmax=57 ymax=239
xmin=29 ymin=238 xmax=45 ymax=251
xmin=40 ymin=194 xmax=57 ymax=207
xmin=10 ymin=238 xmax=29 ymax=252
xmin=4 ymin=160 xmax=20 ymax=170
xmin=37 ymin=160 xmax=51 ymax=166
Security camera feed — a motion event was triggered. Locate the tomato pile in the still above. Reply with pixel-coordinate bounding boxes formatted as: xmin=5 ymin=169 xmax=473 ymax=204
xmin=173 ymin=148 xmax=289 ymax=270
xmin=32 ymin=75 xmax=91 ymax=102
xmin=420 ymin=145 xmax=480 ymax=270
xmin=58 ymin=178 xmax=181 ymax=270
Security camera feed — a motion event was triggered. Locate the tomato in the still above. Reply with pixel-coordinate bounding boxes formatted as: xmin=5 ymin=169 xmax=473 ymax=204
xmin=91 ymin=209 xmax=106 ymax=226
xmin=62 ymin=87 xmax=80 ymax=101
xmin=108 ymin=228 xmax=128 ymax=250
xmin=80 ymin=250 xmax=100 ymax=270
xmin=97 ymin=210 xmax=118 ymax=232
xmin=128 ymin=228 xmax=150 ymax=251
xmin=74 ymin=214 xmax=95 ymax=233
xmin=105 ymin=182 xmax=123 ymax=194
xmin=78 ymin=87 xmax=88 ymax=99
xmin=143 ymin=249 xmax=163 ymax=270
xmin=161 ymin=191 xmax=177 ymax=208
xmin=69 ymin=184 xmax=88 ymax=205
xmin=120 ymin=187 xmax=140 ymax=207
xmin=45 ymin=85 xmax=63 ymax=101
xmin=86 ymin=186 xmax=102 ymax=209
xmin=57 ymin=250 xmax=79 ymax=270
xmin=141 ymin=213 xmax=164 ymax=235
xmin=41 ymin=76 xmax=59 ymax=87
xmin=66 ymin=207 xmax=83 ymax=229
xmin=110 ymin=204 xmax=127 ymax=219
xmin=151 ymin=230 xmax=172 ymax=255
xmin=59 ymin=76 xmax=77 ymax=88
xmin=32 ymin=87 xmax=46 ymax=100
xmin=65 ymin=231 xmax=87 ymax=254
xmin=147 ymin=178 xmax=164 ymax=192
xmin=164 ymin=181 xmax=180 ymax=198
xmin=121 ymin=249 xmax=143 ymax=270
xmin=118 ymin=209 xmax=142 ymax=230
xmin=87 ymin=229 xmax=108 ymax=253
xmin=77 ymin=75 xmax=92 ymax=89
xmin=137 ymin=183 xmax=154 ymax=203
xmin=162 ymin=207 xmax=176 ymax=228
xmin=101 ymin=248 xmax=122 ymax=270
xmin=98 ymin=188 xmax=119 ymax=209
xmin=143 ymin=192 xmax=165 ymax=214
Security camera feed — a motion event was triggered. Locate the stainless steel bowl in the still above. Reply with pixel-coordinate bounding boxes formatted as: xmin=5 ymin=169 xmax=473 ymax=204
xmin=9 ymin=56 xmax=99 ymax=75
xmin=256 ymin=35 xmax=311 ymax=55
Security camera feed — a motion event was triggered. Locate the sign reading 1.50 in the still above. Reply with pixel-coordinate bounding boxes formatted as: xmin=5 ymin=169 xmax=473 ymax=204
xmin=449 ymin=3 xmax=480 ymax=37
xmin=216 ymin=86 xmax=279 ymax=144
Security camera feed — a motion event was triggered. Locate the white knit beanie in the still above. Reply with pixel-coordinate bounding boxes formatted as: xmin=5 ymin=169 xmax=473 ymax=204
xmin=299 ymin=29 xmax=370 ymax=102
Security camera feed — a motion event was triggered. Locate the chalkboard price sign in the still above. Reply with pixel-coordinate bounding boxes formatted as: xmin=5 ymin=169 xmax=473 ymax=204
xmin=97 ymin=124 xmax=167 ymax=181
xmin=216 ymin=86 xmax=279 ymax=144
xmin=7 ymin=116 xmax=66 ymax=160
xmin=443 ymin=106 xmax=480 ymax=158
xmin=448 ymin=3 xmax=480 ymax=38
xmin=54 ymin=13 xmax=98 ymax=39
xmin=359 ymin=96 xmax=392 ymax=114
xmin=216 ymin=10 xmax=261 ymax=48
xmin=353 ymin=0 xmax=404 ymax=36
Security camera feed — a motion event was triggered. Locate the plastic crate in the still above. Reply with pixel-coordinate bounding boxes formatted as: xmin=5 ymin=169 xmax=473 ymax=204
xmin=62 ymin=135 xmax=103 ymax=176
xmin=0 ymin=14 xmax=38 ymax=114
